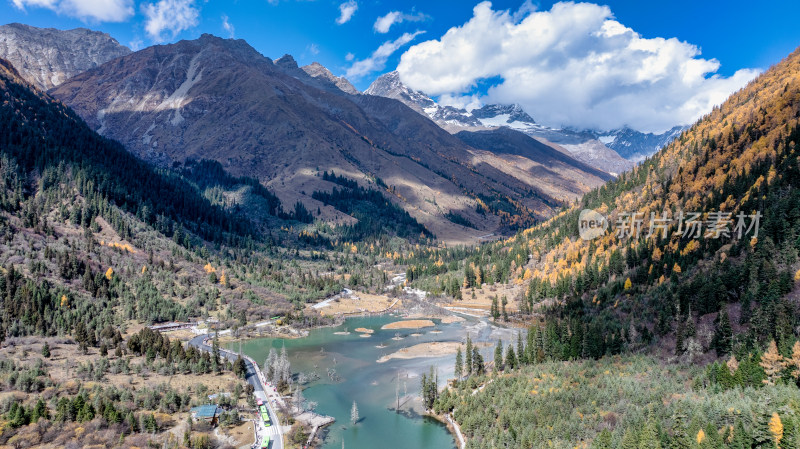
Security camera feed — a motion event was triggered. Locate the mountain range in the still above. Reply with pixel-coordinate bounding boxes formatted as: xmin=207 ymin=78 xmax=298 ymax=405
xmin=365 ymin=71 xmax=686 ymax=175
xmin=0 ymin=25 xmax=618 ymax=243
xmin=0 ymin=23 xmax=681 ymax=243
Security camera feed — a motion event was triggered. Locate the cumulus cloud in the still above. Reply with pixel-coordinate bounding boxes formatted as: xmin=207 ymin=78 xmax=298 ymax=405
xmin=142 ymin=0 xmax=200 ymax=43
xmin=11 ymin=0 xmax=133 ymax=22
xmin=345 ymin=52 xmax=355 ymax=61
xmin=373 ymin=10 xmax=427 ymax=34
xmin=346 ymin=31 xmax=424 ymax=80
xmin=336 ymin=0 xmax=358 ymax=25
xmin=221 ymin=14 xmax=234 ymax=38
xmin=397 ymin=1 xmax=760 ymax=133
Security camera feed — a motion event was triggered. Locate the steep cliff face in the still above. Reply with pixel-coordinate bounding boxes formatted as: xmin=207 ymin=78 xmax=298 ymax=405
xmin=0 ymin=23 xmax=130 ymax=91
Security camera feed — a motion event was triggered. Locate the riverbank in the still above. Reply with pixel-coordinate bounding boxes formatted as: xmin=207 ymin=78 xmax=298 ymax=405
xmin=427 ymin=412 xmax=467 ymax=449
xmin=307 ymin=290 xmax=403 ymax=316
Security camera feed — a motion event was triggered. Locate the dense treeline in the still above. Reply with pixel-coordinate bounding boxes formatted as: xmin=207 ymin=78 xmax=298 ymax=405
xmin=435 ymin=354 xmax=800 ymax=449
xmin=313 ymin=171 xmax=431 ymax=241
xmin=126 ymin=328 xmax=225 ymax=375
xmin=179 ymin=159 xmax=282 ymax=217
xmin=437 ymin=332 xmax=800 ymax=449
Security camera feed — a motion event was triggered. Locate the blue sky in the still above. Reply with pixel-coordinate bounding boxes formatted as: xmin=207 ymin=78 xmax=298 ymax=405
xmin=3 ymin=0 xmax=800 ymax=131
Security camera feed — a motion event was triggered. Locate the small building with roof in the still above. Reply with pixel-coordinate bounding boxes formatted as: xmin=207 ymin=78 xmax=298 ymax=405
xmin=191 ymin=404 xmax=221 ymax=425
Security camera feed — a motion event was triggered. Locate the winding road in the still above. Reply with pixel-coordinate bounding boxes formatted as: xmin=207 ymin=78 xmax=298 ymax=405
xmin=189 ymin=334 xmax=284 ymax=449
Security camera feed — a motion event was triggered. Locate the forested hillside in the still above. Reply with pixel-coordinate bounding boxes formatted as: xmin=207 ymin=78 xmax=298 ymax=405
xmin=402 ymin=47 xmax=800 ymax=448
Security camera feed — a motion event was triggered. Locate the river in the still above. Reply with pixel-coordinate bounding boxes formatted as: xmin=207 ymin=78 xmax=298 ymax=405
xmin=229 ymin=313 xmax=510 ymax=449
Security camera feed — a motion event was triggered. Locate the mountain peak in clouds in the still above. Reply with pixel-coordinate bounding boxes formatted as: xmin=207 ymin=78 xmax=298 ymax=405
xmin=0 ymin=22 xmax=130 ymax=91
xmin=471 ymin=104 xmax=535 ymax=124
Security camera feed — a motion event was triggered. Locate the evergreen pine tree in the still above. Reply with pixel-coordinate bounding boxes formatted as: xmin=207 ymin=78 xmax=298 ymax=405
xmin=669 ymin=414 xmax=692 ymax=449
xmin=517 ymin=332 xmax=527 ymax=365
xmin=714 ymin=309 xmax=733 ymax=356
xmin=494 ymin=340 xmax=504 ymax=372
xmin=454 ymin=347 xmax=463 ymax=380
xmin=729 ymin=421 xmax=749 ymax=449
xmin=465 ymin=334 xmax=473 ymax=376
xmin=640 ymin=418 xmax=662 ymax=449
xmin=472 ymin=347 xmax=484 ymax=375
xmin=620 ymin=427 xmax=639 ymax=449
xmin=505 ymin=345 xmax=517 ymax=370
xmin=591 ymin=429 xmax=612 ymax=449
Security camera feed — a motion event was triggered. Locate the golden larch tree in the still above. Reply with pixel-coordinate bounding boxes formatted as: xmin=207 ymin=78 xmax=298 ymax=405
xmin=760 ymin=340 xmax=785 ymax=385
xmin=787 ymin=341 xmax=800 ymax=379
xmin=768 ymin=413 xmax=783 ymax=448
xmin=696 ymin=429 xmax=705 ymax=444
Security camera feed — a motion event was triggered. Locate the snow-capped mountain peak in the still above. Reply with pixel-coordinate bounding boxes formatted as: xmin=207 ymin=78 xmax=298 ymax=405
xmin=364 ymin=71 xmax=684 ymax=175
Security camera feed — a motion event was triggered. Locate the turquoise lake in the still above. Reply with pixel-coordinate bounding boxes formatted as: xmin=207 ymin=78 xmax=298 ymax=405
xmin=228 ymin=314 xmax=499 ymax=449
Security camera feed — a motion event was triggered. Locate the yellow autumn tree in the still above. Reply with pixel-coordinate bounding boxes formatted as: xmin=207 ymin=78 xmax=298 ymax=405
xmin=60 ymin=295 xmax=69 ymax=308
xmin=673 ymin=263 xmax=682 ymax=274
xmin=105 ymin=267 xmax=114 ymax=280
xmin=768 ymin=413 xmax=783 ymax=448
xmin=141 ymin=265 xmax=147 ymax=274
xmin=652 ymin=247 xmax=663 ymax=261
xmin=697 ymin=429 xmax=705 ymax=444
xmin=760 ymin=340 xmax=785 ymax=385
xmin=219 ymin=270 xmax=227 ymax=286
xmin=203 ymin=263 xmax=216 ymax=274
xmin=624 ymin=278 xmax=632 ymax=290
xmin=787 ymin=341 xmax=800 ymax=379
xmin=727 ymin=355 xmax=739 ymax=375
xmin=795 ymin=269 xmax=800 ymax=282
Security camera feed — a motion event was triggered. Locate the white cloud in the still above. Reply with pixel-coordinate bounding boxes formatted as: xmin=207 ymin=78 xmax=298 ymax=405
xmin=221 ymin=14 xmax=234 ymax=38
xmin=12 ymin=0 xmax=133 ymax=22
xmin=346 ymin=31 xmax=424 ymax=80
xmin=373 ymin=10 xmax=427 ymax=34
xmin=307 ymin=43 xmax=319 ymax=55
xmin=336 ymin=0 xmax=358 ymax=25
xmin=142 ymin=0 xmax=200 ymax=43
xmin=129 ymin=37 xmax=143 ymax=51
xmin=397 ymin=1 xmax=760 ymax=133
xmin=345 ymin=52 xmax=355 ymax=62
